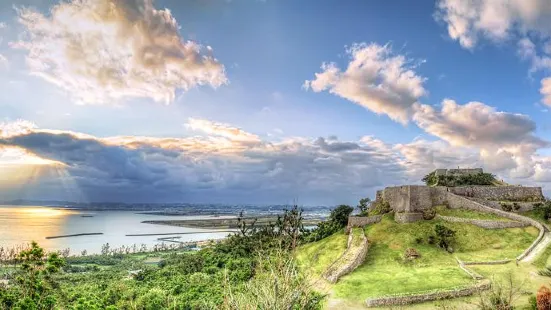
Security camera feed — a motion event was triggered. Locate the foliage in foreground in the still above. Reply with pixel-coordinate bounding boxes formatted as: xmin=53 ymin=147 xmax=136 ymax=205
xmin=0 ymin=206 xmax=323 ymax=310
xmin=474 ymin=273 xmax=523 ymax=310
xmin=303 ymin=204 xmax=353 ymax=242
xmin=224 ymin=250 xmax=323 ymax=310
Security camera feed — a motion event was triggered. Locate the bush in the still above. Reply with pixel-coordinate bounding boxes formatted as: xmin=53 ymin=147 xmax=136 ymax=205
xmin=422 ymin=207 xmax=436 ymax=220
xmin=415 ymin=237 xmax=424 ymax=244
xmin=433 ymin=224 xmax=456 ymax=253
xmin=475 ymin=273 xmax=522 ymax=310
xmin=534 ymin=201 xmax=551 ymax=221
xmin=369 ymin=201 xmax=391 ymax=216
xmin=537 ymin=285 xmax=551 ymax=310
xmin=357 ymin=197 xmax=371 ymax=216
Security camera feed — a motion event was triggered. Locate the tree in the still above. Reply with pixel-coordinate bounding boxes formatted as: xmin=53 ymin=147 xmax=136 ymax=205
xmin=6 ymin=241 xmax=65 ymax=310
xmin=329 ymin=205 xmax=354 ymax=228
xmin=357 ymin=197 xmax=371 ymax=216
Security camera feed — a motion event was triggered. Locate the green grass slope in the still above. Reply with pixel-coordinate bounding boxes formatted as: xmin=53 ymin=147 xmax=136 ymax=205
xmin=298 ymin=211 xmax=538 ymax=304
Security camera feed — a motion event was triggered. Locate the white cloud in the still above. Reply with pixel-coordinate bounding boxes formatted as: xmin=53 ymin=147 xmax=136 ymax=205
xmin=541 ymin=77 xmax=551 ymax=106
xmin=411 ymin=99 xmax=549 ymax=180
xmin=436 ymin=0 xmax=551 ymax=49
xmin=0 ymin=119 xmax=37 ymax=138
xmin=12 ymin=0 xmax=227 ymax=105
xmin=0 ymin=54 xmax=8 ymax=69
xmin=304 ymin=43 xmax=426 ymax=124
xmin=413 ymin=99 xmax=546 ymax=151
xmin=185 ymin=118 xmax=260 ymax=143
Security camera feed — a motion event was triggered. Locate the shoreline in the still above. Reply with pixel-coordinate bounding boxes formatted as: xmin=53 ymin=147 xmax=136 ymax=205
xmin=142 ymin=216 xmax=322 ymax=229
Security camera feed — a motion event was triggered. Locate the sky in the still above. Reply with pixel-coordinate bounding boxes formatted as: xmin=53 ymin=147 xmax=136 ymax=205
xmin=1 ymin=0 xmax=551 ymax=205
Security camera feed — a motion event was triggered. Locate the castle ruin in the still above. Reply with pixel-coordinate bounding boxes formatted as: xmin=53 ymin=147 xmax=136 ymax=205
xmin=373 ymin=168 xmax=544 ymax=223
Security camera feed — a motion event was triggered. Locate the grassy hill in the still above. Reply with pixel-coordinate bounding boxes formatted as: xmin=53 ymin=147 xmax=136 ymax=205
xmin=297 ymin=209 xmax=538 ymax=307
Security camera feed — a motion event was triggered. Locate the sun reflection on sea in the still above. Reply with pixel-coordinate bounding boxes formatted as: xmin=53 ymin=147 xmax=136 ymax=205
xmin=16 ymin=207 xmax=79 ymax=217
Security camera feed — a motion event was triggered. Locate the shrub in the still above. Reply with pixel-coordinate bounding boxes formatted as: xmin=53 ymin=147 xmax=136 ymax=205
xmin=475 ymin=273 xmax=522 ymax=310
xmin=537 ymin=286 xmax=551 ymax=310
xmin=534 ymin=201 xmax=551 ymax=221
xmin=415 ymin=237 xmax=423 ymax=244
xmin=357 ymin=197 xmax=371 ymax=216
xmin=433 ymin=224 xmax=456 ymax=253
xmin=369 ymin=201 xmax=391 ymax=216
xmin=422 ymin=207 xmax=436 ymax=220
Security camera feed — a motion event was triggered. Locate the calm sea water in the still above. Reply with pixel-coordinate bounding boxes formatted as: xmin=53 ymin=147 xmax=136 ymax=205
xmin=0 ymin=205 xmax=231 ymax=254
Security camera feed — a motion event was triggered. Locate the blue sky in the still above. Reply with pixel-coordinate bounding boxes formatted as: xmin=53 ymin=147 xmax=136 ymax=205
xmin=1 ymin=0 xmax=551 ymax=205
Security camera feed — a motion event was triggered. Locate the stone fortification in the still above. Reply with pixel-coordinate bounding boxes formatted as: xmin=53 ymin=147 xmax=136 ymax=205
xmin=448 ymin=186 xmax=543 ymax=201
xmin=373 ymin=182 xmax=543 ymax=223
xmin=323 ymin=228 xmax=368 ymax=283
xmin=434 ymin=215 xmax=529 ymax=229
xmin=395 ymin=212 xmax=424 ymax=223
xmin=365 ymin=280 xmax=490 ymax=308
xmin=346 ymin=215 xmax=382 ymax=233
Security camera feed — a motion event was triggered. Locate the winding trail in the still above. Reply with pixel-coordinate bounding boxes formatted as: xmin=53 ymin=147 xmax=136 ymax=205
xmin=522 ymin=231 xmax=551 ymax=262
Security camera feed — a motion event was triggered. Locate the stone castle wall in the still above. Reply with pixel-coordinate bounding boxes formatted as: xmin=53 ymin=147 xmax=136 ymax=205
xmin=347 ymin=215 xmax=382 ymax=228
xmin=434 ymin=214 xmax=529 ymax=229
xmin=323 ymin=228 xmax=369 ymax=283
xmin=395 ymin=212 xmax=424 ymax=223
xmin=469 ymin=198 xmax=540 ymax=212
xmin=365 ymin=280 xmax=491 ymax=308
xmin=448 ymin=186 xmax=543 ymax=201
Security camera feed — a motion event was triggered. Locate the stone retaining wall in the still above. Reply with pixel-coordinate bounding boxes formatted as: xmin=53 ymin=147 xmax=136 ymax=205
xmin=395 ymin=212 xmax=424 ymax=223
xmin=347 ymin=215 xmax=382 ymax=228
xmin=365 ymin=280 xmax=491 ymax=307
xmin=462 ymin=259 xmax=512 ymax=265
xmin=445 ymin=192 xmax=546 ymax=261
xmin=449 ymin=186 xmax=543 ymax=201
xmin=323 ymin=228 xmax=369 ymax=283
xmin=470 ymin=198 xmax=538 ymax=212
xmin=434 ymin=215 xmax=529 ymax=229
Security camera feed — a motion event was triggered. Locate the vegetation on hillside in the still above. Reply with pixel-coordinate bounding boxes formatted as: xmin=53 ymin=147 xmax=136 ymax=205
xmin=422 ymin=171 xmax=497 ymax=187
xmin=0 ymin=206 xmax=324 ymax=310
xmin=298 ymin=211 xmax=537 ymax=304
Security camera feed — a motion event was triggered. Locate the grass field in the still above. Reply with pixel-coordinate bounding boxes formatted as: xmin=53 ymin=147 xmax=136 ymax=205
xmin=296 ymin=231 xmax=348 ymax=275
xmin=435 ymin=205 xmax=511 ymax=221
xmin=297 ymin=212 xmax=538 ymax=305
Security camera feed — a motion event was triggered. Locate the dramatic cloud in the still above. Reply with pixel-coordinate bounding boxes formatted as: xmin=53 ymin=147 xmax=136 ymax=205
xmin=0 ymin=120 xmax=410 ymax=204
xmin=413 ymin=99 xmax=549 ymax=180
xmin=2 ymin=116 xmax=551 ymax=202
xmin=13 ymin=0 xmax=227 ymax=105
xmin=436 ymin=0 xmax=551 ymax=49
xmin=304 ymin=43 xmax=426 ymax=124
xmin=413 ymin=99 xmax=546 ymax=151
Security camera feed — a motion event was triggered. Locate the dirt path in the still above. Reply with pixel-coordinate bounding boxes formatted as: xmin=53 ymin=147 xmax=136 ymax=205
xmin=522 ymin=232 xmax=551 ymax=262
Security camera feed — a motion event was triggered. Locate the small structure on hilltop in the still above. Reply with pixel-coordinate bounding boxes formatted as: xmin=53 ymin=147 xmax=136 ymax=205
xmin=353 ymin=168 xmax=544 ymax=225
